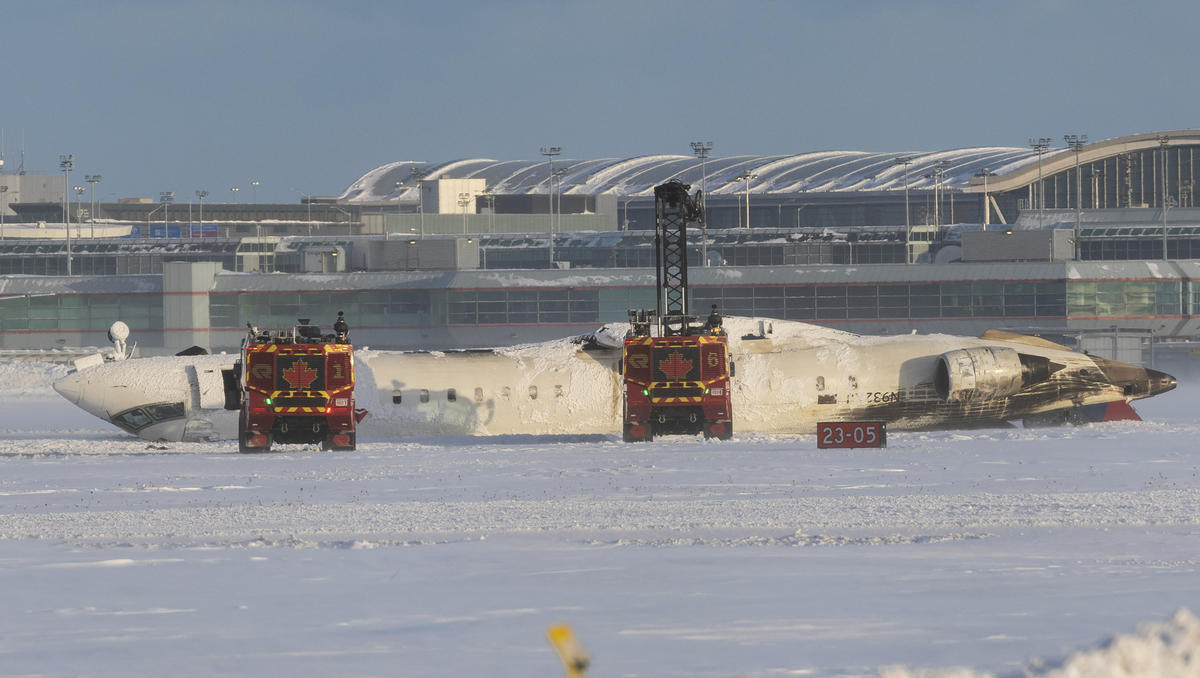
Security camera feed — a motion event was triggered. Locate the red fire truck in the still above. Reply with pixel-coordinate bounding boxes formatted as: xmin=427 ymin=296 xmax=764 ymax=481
xmin=229 ymin=313 xmax=361 ymax=452
xmin=621 ymin=328 xmax=732 ymax=441
xmin=621 ymin=181 xmax=733 ymax=442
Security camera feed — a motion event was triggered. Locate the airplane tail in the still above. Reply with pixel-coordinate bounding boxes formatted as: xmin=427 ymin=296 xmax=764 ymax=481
xmin=1071 ymin=400 xmax=1143 ymax=423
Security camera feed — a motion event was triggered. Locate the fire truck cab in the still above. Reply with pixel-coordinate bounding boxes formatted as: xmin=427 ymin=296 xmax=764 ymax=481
xmin=226 ymin=312 xmax=359 ymax=452
xmin=622 ymin=308 xmax=733 ymax=441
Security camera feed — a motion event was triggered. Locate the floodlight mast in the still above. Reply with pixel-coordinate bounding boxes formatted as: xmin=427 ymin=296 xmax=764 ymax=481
xmin=734 ymin=170 xmax=757 ymax=229
xmin=59 ymin=154 xmax=73 ymax=275
xmin=894 ymin=156 xmax=915 ymax=262
xmin=85 ymin=174 xmax=101 ymax=238
xmin=540 ymin=146 xmax=562 ymax=267
xmin=410 ymin=166 xmax=426 ymax=239
xmin=690 ymin=141 xmax=712 ymax=266
xmin=196 ymin=189 xmax=208 ymax=238
xmin=1159 ymin=134 xmax=1170 ymax=260
xmin=1064 ymin=134 xmax=1088 ymax=259
xmin=73 ymin=185 xmax=85 ymax=238
xmin=1028 ymin=137 xmax=1051 ymax=226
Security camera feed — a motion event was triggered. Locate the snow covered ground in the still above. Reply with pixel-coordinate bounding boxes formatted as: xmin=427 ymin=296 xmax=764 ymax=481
xmin=1 ymin=360 xmax=1198 ymax=677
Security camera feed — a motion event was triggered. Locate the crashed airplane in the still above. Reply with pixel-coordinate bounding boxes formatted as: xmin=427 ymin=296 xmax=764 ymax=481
xmin=52 ymin=315 xmax=1177 ymax=443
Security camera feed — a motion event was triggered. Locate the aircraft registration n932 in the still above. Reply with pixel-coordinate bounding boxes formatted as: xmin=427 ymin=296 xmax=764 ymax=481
xmin=52 ymin=316 xmax=1177 ymax=443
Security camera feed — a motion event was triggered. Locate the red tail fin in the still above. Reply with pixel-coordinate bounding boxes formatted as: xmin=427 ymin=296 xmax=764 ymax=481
xmin=1102 ymin=400 xmax=1142 ymax=422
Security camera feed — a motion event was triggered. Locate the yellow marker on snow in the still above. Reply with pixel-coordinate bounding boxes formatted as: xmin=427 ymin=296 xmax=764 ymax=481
xmin=546 ymin=623 xmax=590 ymax=678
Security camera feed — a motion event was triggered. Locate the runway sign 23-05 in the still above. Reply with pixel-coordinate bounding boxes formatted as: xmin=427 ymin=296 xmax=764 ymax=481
xmin=816 ymin=421 xmax=886 ymax=449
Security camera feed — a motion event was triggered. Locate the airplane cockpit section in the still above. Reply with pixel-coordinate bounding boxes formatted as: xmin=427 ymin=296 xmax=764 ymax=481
xmin=109 ymin=402 xmax=187 ymax=438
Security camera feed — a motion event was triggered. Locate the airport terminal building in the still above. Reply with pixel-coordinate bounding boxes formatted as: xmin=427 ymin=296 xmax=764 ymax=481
xmin=3 ymin=130 xmax=1200 ymax=371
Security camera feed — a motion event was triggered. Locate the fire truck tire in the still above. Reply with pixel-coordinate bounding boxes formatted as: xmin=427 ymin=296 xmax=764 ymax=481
xmin=704 ymin=421 xmax=734 ymax=441
xmin=622 ymin=423 xmax=653 ymax=443
xmin=322 ymin=432 xmax=357 ymax=451
xmin=238 ymin=432 xmax=272 ymax=453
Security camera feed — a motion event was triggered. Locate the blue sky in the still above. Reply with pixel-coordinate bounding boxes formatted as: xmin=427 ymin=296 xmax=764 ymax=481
xmin=3 ymin=0 xmax=1197 ymax=204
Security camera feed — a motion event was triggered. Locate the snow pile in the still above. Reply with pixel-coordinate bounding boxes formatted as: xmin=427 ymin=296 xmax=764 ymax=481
xmin=878 ymin=609 xmax=1200 ymax=678
xmin=0 ymin=360 xmax=70 ymax=398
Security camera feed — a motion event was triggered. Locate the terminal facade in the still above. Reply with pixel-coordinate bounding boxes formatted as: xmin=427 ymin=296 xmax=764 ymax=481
xmin=3 ymin=130 xmax=1200 ymax=371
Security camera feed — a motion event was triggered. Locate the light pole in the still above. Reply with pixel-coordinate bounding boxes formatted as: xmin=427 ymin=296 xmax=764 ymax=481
xmin=292 ymin=189 xmax=313 ymax=235
xmin=457 ymin=191 xmax=471 ymax=233
xmin=1028 ymin=137 xmax=1051 ymax=225
xmin=481 ymin=190 xmax=496 ymax=233
xmin=160 ymin=191 xmax=174 ymax=235
xmin=691 ymin=141 xmax=712 ymax=265
xmin=1159 ymin=134 xmax=1170 ymax=260
xmin=390 ymin=180 xmax=404 ymax=239
xmin=734 ymin=170 xmax=757 ymax=228
xmin=196 ymin=190 xmax=208 ymax=238
xmin=251 ymin=180 xmax=260 ymax=204
xmin=936 ymin=161 xmax=949 ymax=227
xmin=975 ymin=168 xmax=996 ymax=229
xmin=230 ymin=186 xmax=239 ymax=203
xmin=541 ymin=146 xmax=561 ymax=266
xmin=59 ymin=154 xmax=73 ymax=275
xmin=85 ymin=175 xmax=101 ymax=238
xmin=1064 ymin=134 xmax=1087 ymax=259
xmin=146 ymin=203 xmax=163 ymax=238
xmin=73 ymin=186 xmax=86 ymax=238
xmin=894 ymin=156 xmax=914 ymax=262
xmin=332 ymin=206 xmax=353 ymax=236
xmin=410 ymin=166 xmax=426 ymax=238
xmin=552 ymin=168 xmax=567 ymax=235
xmin=0 ymin=184 xmax=7 ymax=240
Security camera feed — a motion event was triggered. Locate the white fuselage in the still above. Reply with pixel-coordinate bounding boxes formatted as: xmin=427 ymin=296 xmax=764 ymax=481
xmin=53 ymin=317 xmax=1161 ymax=442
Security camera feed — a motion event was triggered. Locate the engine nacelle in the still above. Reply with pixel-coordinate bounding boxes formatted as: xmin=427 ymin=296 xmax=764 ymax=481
xmin=935 ymin=346 xmax=1026 ymax=402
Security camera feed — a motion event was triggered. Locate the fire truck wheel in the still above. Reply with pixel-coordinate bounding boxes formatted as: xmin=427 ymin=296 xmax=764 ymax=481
xmin=238 ymin=432 xmax=273 ymax=453
xmin=704 ymin=421 xmax=734 ymax=441
xmin=323 ymin=432 xmax=357 ymax=451
xmin=622 ymin=423 xmax=653 ymax=443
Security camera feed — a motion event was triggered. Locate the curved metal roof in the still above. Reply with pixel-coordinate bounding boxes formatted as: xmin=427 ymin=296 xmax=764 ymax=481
xmin=338 ymin=131 xmax=1200 ymax=203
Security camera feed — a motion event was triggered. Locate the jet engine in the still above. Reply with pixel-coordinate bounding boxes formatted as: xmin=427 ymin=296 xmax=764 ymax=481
xmin=935 ymin=346 xmax=1038 ymax=402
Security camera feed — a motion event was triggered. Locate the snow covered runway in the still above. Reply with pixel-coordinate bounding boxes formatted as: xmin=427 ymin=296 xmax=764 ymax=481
xmin=1 ymin=362 xmax=1198 ymax=677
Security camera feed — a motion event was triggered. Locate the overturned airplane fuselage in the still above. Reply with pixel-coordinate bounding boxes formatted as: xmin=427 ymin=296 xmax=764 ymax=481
xmin=52 ymin=318 xmax=1176 ymax=442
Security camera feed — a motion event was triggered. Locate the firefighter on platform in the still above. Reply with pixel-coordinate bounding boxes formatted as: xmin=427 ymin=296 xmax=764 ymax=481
xmin=704 ymin=304 xmax=724 ymax=335
xmin=333 ymin=311 xmax=349 ymax=343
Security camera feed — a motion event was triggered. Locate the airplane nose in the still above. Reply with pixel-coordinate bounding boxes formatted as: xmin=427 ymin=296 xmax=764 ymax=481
xmin=1146 ymin=368 xmax=1177 ymax=396
xmin=53 ymin=372 xmax=84 ymax=405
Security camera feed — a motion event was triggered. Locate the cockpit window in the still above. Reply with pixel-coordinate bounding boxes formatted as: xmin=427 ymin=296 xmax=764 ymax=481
xmin=111 ymin=402 xmax=186 ymax=432
xmin=112 ymin=408 xmax=153 ymax=431
xmin=144 ymin=402 xmax=186 ymax=421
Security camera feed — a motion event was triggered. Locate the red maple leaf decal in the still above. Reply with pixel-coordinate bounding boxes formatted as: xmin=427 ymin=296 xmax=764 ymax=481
xmin=657 ymin=352 xmax=694 ymax=380
xmin=282 ymin=359 xmax=319 ymax=389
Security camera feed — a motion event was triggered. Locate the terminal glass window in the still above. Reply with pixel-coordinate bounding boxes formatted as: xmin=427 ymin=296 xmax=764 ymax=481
xmin=846 ymin=286 xmax=876 ymax=319
xmin=815 ymin=286 xmax=847 ymax=320
xmin=220 ymin=290 xmax=432 ymax=329
xmin=1003 ymin=283 xmax=1036 ymax=318
xmin=784 ymin=286 xmax=815 ymax=320
xmin=753 ymin=287 xmax=785 ymax=317
xmin=971 ymin=283 xmax=1004 ymax=318
xmin=1066 ymin=281 xmax=1175 ymax=317
xmin=0 ymin=293 xmax=162 ymax=334
xmin=940 ymin=284 xmax=972 ymax=318
xmin=876 ymin=285 xmax=908 ymax=319
xmin=445 ymin=288 xmax=599 ymax=326
xmin=1034 ymin=282 xmax=1066 ymax=317
xmin=1157 ymin=281 xmax=1181 ymax=315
